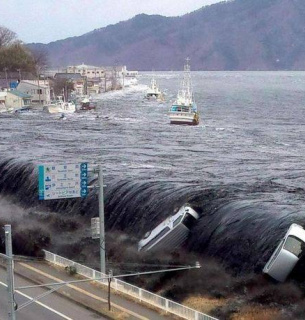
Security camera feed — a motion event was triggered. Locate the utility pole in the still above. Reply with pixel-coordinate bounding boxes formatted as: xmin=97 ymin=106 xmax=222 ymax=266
xmin=5 ymin=225 xmax=16 ymax=320
xmin=16 ymin=69 xmax=21 ymax=81
xmin=98 ymin=165 xmax=106 ymax=274
xmin=3 ymin=68 xmax=9 ymax=89
xmin=37 ymin=67 xmax=41 ymax=105
xmin=108 ymin=270 xmax=112 ymax=311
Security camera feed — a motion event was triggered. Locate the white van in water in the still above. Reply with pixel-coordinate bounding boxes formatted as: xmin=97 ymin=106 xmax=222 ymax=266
xmin=138 ymin=204 xmax=199 ymax=252
xmin=263 ymin=223 xmax=305 ymax=282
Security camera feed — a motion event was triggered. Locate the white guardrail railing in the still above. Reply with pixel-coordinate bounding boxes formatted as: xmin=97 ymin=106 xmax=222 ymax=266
xmin=43 ymin=250 xmax=218 ymax=320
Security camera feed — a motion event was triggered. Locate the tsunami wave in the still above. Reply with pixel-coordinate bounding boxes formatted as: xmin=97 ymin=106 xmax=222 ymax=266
xmin=1 ymin=157 xmax=305 ymax=277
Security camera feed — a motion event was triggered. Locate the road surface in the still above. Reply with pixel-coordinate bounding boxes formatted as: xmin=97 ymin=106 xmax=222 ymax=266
xmin=0 ymin=266 xmax=107 ymax=320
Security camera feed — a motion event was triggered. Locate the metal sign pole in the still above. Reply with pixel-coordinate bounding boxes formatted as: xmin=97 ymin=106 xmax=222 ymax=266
xmin=5 ymin=225 xmax=16 ymax=320
xmin=98 ymin=165 xmax=106 ymax=274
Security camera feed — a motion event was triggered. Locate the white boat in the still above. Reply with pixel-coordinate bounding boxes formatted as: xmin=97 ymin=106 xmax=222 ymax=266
xmin=168 ymin=58 xmax=199 ymax=125
xmin=123 ymin=77 xmax=138 ymax=87
xmin=43 ymin=97 xmax=76 ymax=114
xmin=138 ymin=204 xmax=199 ymax=252
xmin=145 ymin=77 xmax=164 ymax=101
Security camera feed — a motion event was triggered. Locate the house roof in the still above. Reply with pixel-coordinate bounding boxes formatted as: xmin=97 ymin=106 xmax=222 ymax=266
xmin=55 ymin=73 xmax=83 ymax=80
xmin=18 ymin=80 xmax=49 ymax=89
xmin=8 ymin=90 xmax=32 ymax=99
xmin=70 ymin=63 xmax=98 ymax=69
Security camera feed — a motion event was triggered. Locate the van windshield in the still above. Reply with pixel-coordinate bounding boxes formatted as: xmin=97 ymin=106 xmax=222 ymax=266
xmin=284 ymin=236 xmax=304 ymax=257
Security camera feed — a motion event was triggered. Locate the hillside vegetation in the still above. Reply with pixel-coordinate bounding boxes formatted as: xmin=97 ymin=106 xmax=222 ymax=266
xmin=28 ymin=0 xmax=305 ymax=70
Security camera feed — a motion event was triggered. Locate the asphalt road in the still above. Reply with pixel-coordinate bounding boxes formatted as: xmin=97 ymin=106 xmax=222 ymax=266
xmin=0 ymin=267 xmax=107 ymax=320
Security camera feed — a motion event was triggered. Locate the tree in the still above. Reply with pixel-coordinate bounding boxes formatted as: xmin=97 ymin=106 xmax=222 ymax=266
xmin=0 ymin=26 xmax=17 ymax=48
xmin=31 ymin=48 xmax=49 ymax=76
xmin=52 ymin=78 xmax=74 ymax=100
xmin=0 ymin=43 xmax=36 ymax=71
xmin=0 ymin=26 xmax=48 ymax=75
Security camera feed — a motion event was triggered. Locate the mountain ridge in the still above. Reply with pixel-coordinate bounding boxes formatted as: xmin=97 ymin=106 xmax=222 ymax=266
xmin=27 ymin=0 xmax=305 ymax=70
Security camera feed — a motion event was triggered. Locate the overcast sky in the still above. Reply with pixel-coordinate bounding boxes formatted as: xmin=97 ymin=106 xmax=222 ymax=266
xmin=2 ymin=0 xmax=222 ymax=44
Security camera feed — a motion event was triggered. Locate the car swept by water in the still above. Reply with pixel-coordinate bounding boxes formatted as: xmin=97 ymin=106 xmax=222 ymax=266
xmin=138 ymin=204 xmax=199 ymax=252
xmin=263 ymin=223 xmax=305 ymax=282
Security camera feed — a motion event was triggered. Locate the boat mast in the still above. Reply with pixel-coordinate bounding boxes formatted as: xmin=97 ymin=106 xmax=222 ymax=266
xmin=183 ymin=57 xmax=192 ymax=105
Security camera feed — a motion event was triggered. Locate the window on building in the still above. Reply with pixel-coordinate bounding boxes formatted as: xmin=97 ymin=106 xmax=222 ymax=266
xmin=37 ymin=89 xmax=42 ymax=94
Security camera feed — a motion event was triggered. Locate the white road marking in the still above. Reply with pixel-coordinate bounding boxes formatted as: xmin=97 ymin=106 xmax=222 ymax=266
xmin=0 ymin=281 xmax=73 ymax=319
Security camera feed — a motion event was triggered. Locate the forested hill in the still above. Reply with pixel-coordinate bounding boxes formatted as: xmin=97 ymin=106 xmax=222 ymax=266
xmin=28 ymin=0 xmax=305 ymax=70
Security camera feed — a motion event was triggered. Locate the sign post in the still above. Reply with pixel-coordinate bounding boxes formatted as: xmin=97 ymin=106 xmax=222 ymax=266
xmin=38 ymin=162 xmax=106 ymax=274
xmin=38 ymin=163 xmax=88 ymax=200
xmin=98 ymin=165 xmax=106 ymax=274
xmin=91 ymin=217 xmax=100 ymax=239
xmin=5 ymin=225 xmax=16 ymax=320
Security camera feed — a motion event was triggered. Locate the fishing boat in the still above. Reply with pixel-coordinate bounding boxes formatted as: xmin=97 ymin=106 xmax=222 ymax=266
xmin=138 ymin=204 xmax=199 ymax=252
xmin=79 ymin=97 xmax=96 ymax=111
xmin=168 ymin=58 xmax=199 ymax=125
xmin=145 ymin=77 xmax=164 ymax=101
xmin=43 ymin=96 xmax=76 ymax=114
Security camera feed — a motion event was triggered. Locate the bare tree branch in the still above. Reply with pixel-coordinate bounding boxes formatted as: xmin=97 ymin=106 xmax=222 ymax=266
xmin=0 ymin=26 xmax=17 ymax=48
xmin=29 ymin=48 xmax=49 ymax=76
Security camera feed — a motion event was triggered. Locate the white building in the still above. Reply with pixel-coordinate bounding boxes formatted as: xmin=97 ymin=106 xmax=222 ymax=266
xmin=5 ymin=90 xmax=32 ymax=110
xmin=17 ymin=80 xmax=51 ymax=105
xmin=66 ymin=63 xmax=137 ymax=79
xmin=66 ymin=64 xmax=105 ymax=79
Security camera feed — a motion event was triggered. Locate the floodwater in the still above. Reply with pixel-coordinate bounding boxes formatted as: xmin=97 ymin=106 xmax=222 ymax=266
xmin=1 ymin=71 xmax=305 ymax=274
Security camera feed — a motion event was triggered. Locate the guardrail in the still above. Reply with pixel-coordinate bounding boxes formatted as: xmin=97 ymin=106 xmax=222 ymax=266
xmin=43 ymin=250 xmax=218 ymax=320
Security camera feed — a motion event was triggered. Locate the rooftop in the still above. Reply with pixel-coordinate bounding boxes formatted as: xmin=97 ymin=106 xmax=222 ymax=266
xmin=19 ymin=80 xmax=50 ymax=89
xmin=69 ymin=63 xmax=98 ymax=69
xmin=55 ymin=73 xmax=83 ymax=80
xmin=8 ymin=90 xmax=32 ymax=99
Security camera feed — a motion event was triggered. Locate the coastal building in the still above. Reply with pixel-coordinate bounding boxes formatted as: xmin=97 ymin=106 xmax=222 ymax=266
xmin=54 ymin=73 xmax=86 ymax=96
xmin=124 ymin=70 xmax=138 ymax=78
xmin=17 ymin=80 xmax=51 ymax=105
xmin=87 ymin=78 xmax=101 ymax=95
xmin=66 ymin=64 xmax=137 ymax=81
xmin=66 ymin=64 xmax=105 ymax=79
xmin=60 ymin=63 xmax=138 ymax=93
xmin=5 ymin=90 xmax=32 ymax=110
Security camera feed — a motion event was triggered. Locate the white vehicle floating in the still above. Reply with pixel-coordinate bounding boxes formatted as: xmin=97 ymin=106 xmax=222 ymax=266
xmin=138 ymin=204 xmax=199 ymax=252
xmin=263 ymin=223 xmax=305 ymax=282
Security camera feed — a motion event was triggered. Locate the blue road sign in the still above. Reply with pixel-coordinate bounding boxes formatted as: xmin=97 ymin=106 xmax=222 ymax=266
xmin=38 ymin=163 xmax=88 ymax=200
